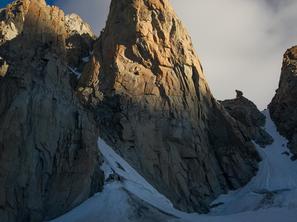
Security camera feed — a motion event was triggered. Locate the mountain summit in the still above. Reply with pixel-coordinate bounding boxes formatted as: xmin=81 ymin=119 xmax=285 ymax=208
xmin=78 ymin=0 xmax=260 ymax=213
xmin=1 ymin=0 xmax=290 ymax=221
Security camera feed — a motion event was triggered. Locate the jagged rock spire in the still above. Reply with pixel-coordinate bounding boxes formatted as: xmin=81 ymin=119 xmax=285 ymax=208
xmin=78 ymin=0 xmax=210 ymax=103
xmin=236 ymin=89 xmax=243 ymax=98
xmin=79 ymin=0 xmax=260 ymax=212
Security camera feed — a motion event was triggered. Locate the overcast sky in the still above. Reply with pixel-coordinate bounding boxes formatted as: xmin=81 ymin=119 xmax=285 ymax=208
xmin=39 ymin=1 xmax=297 ymax=108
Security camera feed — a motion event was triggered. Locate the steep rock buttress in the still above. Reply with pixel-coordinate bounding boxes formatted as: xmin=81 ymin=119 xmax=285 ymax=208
xmin=269 ymin=46 xmax=297 ymax=159
xmin=78 ymin=0 xmax=260 ymax=213
xmin=221 ymin=90 xmax=273 ymax=147
xmin=0 ymin=0 xmax=103 ymax=221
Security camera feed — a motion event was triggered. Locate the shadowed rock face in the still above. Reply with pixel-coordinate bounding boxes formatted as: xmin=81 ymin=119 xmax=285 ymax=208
xmin=78 ymin=0 xmax=260 ymax=213
xmin=269 ymin=46 xmax=297 ymax=158
xmin=0 ymin=0 xmax=103 ymax=221
xmin=0 ymin=0 xmax=263 ymax=219
xmin=65 ymin=13 xmax=96 ymax=70
xmin=221 ymin=90 xmax=273 ymax=147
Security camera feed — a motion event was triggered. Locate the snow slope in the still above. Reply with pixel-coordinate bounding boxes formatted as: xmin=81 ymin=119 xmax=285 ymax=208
xmin=50 ymin=139 xmax=178 ymax=222
xmin=210 ymin=110 xmax=297 ymax=215
xmin=51 ymin=110 xmax=297 ymax=222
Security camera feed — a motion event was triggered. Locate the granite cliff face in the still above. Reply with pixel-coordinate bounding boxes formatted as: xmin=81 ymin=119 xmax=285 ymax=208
xmin=222 ymin=90 xmax=273 ymax=147
xmin=0 ymin=0 xmax=103 ymax=221
xmin=269 ymin=46 xmax=297 ymax=158
xmin=79 ymin=0 xmax=260 ymax=212
xmin=0 ymin=0 xmax=265 ymax=220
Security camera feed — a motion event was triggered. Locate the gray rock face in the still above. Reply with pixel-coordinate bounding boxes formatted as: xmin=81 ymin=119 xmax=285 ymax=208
xmin=269 ymin=46 xmax=297 ymax=158
xmin=79 ymin=0 xmax=260 ymax=213
xmin=221 ymin=90 xmax=273 ymax=147
xmin=0 ymin=0 xmax=103 ymax=221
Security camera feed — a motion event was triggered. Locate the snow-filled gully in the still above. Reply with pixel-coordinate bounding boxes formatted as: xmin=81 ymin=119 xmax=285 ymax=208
xmin=51 ymin=110 xmax=297 ymax=222
xmin=209 ymin=110 xmax=297 ymax=216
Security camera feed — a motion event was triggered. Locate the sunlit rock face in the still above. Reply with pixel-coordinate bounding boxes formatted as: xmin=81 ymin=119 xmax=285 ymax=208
xmin=0 ymin=1 xmax=103 ymax=221
xmin=269 ymin=46 xmax=297 ymax=159
xmin=0 ymin=0 xmax=264 ymax=219
xmin=78 ymin=0 xmax=260 ymax=213
xmin=0 ymin=0 xmax=30 ymax=43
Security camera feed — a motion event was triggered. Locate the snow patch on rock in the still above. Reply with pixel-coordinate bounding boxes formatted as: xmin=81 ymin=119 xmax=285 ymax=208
xmin=210 ymin=109 xmax=297 ymax=215
xmin=51 ymin=110 xmax=297 ymax=221
xmin=67 ymin=66 xmax=81 ymax=79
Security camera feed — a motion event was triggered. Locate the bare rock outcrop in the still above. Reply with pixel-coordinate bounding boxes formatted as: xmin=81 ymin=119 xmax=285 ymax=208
xmin=221 ymin=90 xmax=273 ymax=147
xmin=269 ymin=46 xmax=297 ymax=158
xmin=0 ymin=0 xmax=30 ymax=44
xmin=78 ymin=0 xmax=260 ymax=213
xmin=0 ymin=0 xmax=103 ymax=221
xmin=65 ymin=13 xmax=96 ymax=69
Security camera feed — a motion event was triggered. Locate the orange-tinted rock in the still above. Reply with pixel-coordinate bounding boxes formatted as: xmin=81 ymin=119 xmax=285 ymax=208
xmin=79 ymin=0 xmax=260 ymax=212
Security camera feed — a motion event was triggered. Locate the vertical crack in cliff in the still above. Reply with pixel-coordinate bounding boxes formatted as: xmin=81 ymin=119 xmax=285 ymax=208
xmin=77 ymin=0 xmax=260 ymax=213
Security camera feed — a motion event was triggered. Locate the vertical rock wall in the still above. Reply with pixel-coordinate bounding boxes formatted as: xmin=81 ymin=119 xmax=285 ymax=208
xmin=0 ymin=1 xmax=103 ymax=221
xmin=269 ymin=46 xmax=297 ymax=158
xmin=78 ymin=0 xmax=260 ymax=212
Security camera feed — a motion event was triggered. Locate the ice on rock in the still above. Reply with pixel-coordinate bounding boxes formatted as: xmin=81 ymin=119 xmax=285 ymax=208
xmin=51 ymin=110 xmax=297 ymax=222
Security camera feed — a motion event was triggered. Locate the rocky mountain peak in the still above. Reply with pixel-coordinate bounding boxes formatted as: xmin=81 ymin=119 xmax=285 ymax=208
xmin=0 ymin=0 xmax=96 ymax=71
xmin=1 ymin=0 xmax=282 ymax=220
xmin=0 ymin=1 xmax=103 ymax=221
xmin=269 ymin=45 xmax=297 ymax=158
xmin=65 ymin=13 xmax=95 ymax=38
xmin=77 ymin=0 xmax=260 ymax=213
xmin=0 ymin=0 xmax=30 ymax=43
xmin=284 ymin=45 xmax=297 ymax=61
xmin=236 ymin=89 xmax=244 ymax=98
xmin=22 ymin=0 xmax=66 ymax=54
xmin=64 ymin=13 xmax=96 ymax=69
xmin=78 ymin=0 xmax=210 ymax=104
xmin=1 ymin=0 xmax=297 ymax=221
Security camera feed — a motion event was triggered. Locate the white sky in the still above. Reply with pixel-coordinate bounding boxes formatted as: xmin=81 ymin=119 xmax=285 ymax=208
xmin=56 ymin=0 xmax=297 ymax=110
